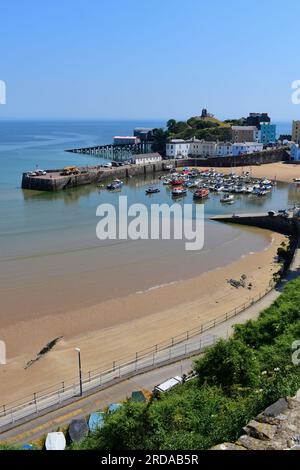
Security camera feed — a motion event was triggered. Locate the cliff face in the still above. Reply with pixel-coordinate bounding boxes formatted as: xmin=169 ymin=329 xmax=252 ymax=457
xmin=211 ymin=390 xmax=300 ymax=450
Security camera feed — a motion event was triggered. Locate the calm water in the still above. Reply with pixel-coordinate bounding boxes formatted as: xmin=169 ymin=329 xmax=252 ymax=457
xmin=1 ymin=120 xmax=300 ymax=321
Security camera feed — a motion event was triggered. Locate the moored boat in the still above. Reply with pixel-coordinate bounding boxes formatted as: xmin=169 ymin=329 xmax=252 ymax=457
xmin=193 ymin=188 xmax=209 ymax=199
xmin=172 ymin=186 xmax=187 ymax=196
xmin=107 ymin=179 xmax=123 ymax=190
xmin=145 ymin=187 xmax=160 ymax=194
xmin=220 ymin=194 xmax=234 ymax=203
xmin=170 ymin=179 xmax=184 ymax=186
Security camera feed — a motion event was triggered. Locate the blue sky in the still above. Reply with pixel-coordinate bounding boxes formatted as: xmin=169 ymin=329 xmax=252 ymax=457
xmin=1 ymin=0 xmax=300 ymax=121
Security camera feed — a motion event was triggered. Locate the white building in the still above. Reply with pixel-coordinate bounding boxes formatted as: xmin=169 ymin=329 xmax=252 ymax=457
xmin=113 ymin=136 xmax=140 ymax=145
xmin=216 ymin=142 xmax=233 ymax=157
xmin=166 ymin=139 xmax=191 ymax=158
xmin=232 ymin=142 xmax=263 ymax=156
xmin=166 ymin=138 xmax=217 ymax=158
xmin=132 ymin=153 xmax=162 ymax=165
xmin=290 ymin=143 xmax=300 ymax=161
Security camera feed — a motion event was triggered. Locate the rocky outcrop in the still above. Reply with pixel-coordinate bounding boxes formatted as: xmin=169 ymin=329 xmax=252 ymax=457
xmin=212 ymin=391 xmax=300 ymax=450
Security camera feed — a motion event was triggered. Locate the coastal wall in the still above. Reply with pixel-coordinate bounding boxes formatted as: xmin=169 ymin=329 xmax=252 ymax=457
xmin=175 ymin=148 xmax=289 ymax=168
xmin=22 ymin=161 xmax=168 ymax=192
xmin=211 ymin=213 xmax=297 ymax=236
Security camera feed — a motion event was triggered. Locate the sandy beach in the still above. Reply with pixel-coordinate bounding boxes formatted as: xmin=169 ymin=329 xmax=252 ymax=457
xmin=198 ymin=161 xmax=300 ymax=183
xmin=0 ymin=230 xmax=286 ymax=407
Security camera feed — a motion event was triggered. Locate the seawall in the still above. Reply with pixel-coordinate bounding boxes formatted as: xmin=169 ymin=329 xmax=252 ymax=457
xmin=174 ymin=148 xmax=288 ymax=168
xmin=22 ymin=161 xmax=169 ymax=192
xmin=211 ymin=213 xmax=298 ymax=236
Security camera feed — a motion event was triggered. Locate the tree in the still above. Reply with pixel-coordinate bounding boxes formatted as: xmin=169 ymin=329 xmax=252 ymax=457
xmin=167 ymin=119 xmax=177 ymax=133
xmin=194 ymin=339 xmax=260 ymax=393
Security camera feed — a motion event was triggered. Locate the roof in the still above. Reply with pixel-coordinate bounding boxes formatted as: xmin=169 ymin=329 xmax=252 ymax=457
xmin=232 ymin=126 xmax=258 ymax=131
xmin=155 ymin=376 xmax=182 ymax=392
xmin=114 ymin=136 xmax=137 ymax=139
xmin=232 ymin=142 xmax=263 ymax=146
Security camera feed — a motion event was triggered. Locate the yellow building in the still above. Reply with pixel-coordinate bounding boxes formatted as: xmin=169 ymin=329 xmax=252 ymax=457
xmin=292 ymin=121 xmax=300 ymax=144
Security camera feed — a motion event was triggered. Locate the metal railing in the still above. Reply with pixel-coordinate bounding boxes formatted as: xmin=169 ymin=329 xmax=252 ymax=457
xmin=0 ymin=284 xmax=274 ymax=430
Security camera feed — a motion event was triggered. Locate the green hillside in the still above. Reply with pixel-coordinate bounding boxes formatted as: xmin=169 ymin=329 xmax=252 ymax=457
xmin=152 ymin=115 xmax=232 ymax=153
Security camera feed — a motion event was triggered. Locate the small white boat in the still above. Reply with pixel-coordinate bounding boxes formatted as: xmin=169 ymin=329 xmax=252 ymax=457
xmin=245 ymin=186 xmax=254 ymax=193
xmin=45 ymin=432 xmax=66 ymax=451
xmin=220 ymin=195 xmax=234 ymax=203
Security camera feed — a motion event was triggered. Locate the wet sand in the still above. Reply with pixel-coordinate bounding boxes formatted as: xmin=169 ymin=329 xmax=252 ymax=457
xmin=0 ymin=230 xmax=286 ymax=406
xmin=198 ymin=161 xmax=300 ymax=183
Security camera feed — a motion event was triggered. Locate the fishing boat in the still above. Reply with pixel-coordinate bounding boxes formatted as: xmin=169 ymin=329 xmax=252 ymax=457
xmin=193 ymin=188 xmax=209 ymax=200
xmin=145 ymin=187 xmax=160 ymax=194
xmin=220 ymin=194 xmax=234 ymax=203
xmin=183 ymin=180 xmax=195 ymax=188
xmin=256 ymin=189 xmax=268 ymax=197
xmin=170 ymin=179 xmax=184 ymax=186
xmin=245 ymin=186 xmax=254 ymax=193
xmin=172 ymin=186 xmax=187 ymax=196
xmin=106 ymin=179 xmax=123 ymax=190
xmin=234 ymin=185 xmax=246 ymax=193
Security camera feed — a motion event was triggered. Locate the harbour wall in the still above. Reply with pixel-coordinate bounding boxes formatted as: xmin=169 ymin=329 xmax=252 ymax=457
xmin=22 ymin=161 xmax=169 ymax=192
xmin=175 ymin=148 xmax=289 ymax=168
xmin=211 ymin=213 xmax=299 ymax=236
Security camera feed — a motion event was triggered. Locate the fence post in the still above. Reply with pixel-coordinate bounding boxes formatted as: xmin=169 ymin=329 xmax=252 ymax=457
xmin=113 ymin=361 xmax=116 ymax=371
xmin=2 ymin=405 xmax=6 ymax=417
xmin=88 ymin=371 xmax=91 ymax=382
xmin=62 ymin=381 xmax=65 ymax=394
xmin=34 ymin=393 xmax=38 ymax=414
xmin=186 ymin=331 xmax=189 ymax=340
xmin=152 ymin=353 xmax=155 ymax=366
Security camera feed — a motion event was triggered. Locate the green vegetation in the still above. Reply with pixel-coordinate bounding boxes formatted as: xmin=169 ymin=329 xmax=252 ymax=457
xmin=73 ymin=275 xmax=300 ymax=450
xmin=152 ymin=115 xmax=232 ymax=153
